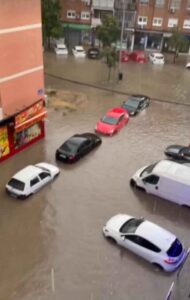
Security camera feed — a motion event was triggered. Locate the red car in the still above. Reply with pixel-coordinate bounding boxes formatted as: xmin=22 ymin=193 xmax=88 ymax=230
xmin=95 ymin=107 xmax=129 ymax=136
xmin=129 ymin=50 xmax=147 ymax=63
xmin=118 ymin=50 xmax=130 ymax=62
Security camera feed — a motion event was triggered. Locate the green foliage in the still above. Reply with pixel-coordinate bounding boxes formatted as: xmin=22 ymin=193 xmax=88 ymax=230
xmin=96 ymin=15 xmax=120 ymax=47
xmin=168 ymin=27 xmax=189 ymax=63
xmin=41 ymin=0 xmax=62 ymax=48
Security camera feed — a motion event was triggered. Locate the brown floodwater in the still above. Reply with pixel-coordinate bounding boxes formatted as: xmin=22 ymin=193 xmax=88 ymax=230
xmin=0 ymin=55 xmax=190 ymax=300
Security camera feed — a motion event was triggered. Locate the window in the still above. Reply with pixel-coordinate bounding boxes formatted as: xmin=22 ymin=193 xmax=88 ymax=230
xmin=138 ymin=16 xmax=148 ymax=26
xmin=125 ymin=235 xmax=161 ymax=252
xmin=118 ymin=114 xmax=124 ymax=123
xmin=120 ymin=218 xmax=144 ymax=233
xmin=153 ymin=17 xmax=163 ymax=26
xmin=30 ymin=177 xmax=40 ymax=186
xmin=8 ymin=178 xmax=25 ymax=191
xmin=67 ymin=10 xmax=76 ymax=19
xmin=183 ymin=19 xmax=190 ymax=29
xmin=140 ymin=0 xmax=149 ymax=5
xmin=167 ymin=239 xmax=183 ymax=257
xmin=170 ymin=0 xmax=180 ymax=9
xmin=39 ymin=172 xmax=50 ymax=180
xmin=168 ymin=18 xmax=178 ymax=28
xmin=155 ymin=0 xmax=165 ymax=7
xmin=81 ymin=11 xmax=90 ymax=20
xmin=143 ymin=175 xmax=159 ymax=185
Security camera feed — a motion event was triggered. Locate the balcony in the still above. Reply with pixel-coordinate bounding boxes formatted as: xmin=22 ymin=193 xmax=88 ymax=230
xmin=91 ymin=17 xmax=102 ymax=27
xmin=92 ymin=0 xmax=114 ymax=11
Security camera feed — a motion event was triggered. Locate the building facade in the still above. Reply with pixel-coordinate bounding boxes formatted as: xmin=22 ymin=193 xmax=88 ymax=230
xmin=59 ymin=0 xmax=92 ymax=48
xmin=135 ymin=0 xmax=190 ymax=51
xmin=0 ymin=0 xmax=45 ymax=163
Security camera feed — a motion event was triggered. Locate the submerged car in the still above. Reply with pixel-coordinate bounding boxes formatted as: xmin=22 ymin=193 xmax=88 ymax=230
xmin=103 ymin=214 xmax=186 ymax=272
xmin=6 ymin=163 xmax=60 ymax=199
xmin=121 ymin=94 xmax=150 ymax=116
xmin=72 ymin=46 xmax=86 ymax=58
xmin=186 ymin=62 xmax=190 ymax=69
xmin=55 ymin=133 xmax=102 ymax=163
xmin=87 ymin=47 xmax=100 ymax=59
xmin=149 ymin=53 xmax=165 ymax=64
xmin=129 ymin=50 xmax=147 ymax=63
xmin=95 ymin=107 xmax=129 ymax=136
xmin=117 ymin=50 xmax=130 ymax=62
xmin=165 ymin=145 xmax=190 ymax=161
xmin=54 ymin=43 xmax=68 ymax=55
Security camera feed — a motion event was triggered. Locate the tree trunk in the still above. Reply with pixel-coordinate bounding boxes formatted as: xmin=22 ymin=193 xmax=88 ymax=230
xmin=108 ymin=67 xmax=111 ymax=81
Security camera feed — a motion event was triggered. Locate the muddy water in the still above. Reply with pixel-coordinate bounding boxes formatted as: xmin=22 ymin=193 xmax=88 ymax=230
xmin=1 ymin=58 xmax=190 ymax=300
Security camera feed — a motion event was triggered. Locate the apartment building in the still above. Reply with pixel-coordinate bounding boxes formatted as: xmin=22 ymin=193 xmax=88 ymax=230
xmin=0 ymin=0 xmax=45 ymax=163
xmin=59 ymin=0 xmax=92 ymax=48
xmin=135 ymin=0 xmax=190 ymax=51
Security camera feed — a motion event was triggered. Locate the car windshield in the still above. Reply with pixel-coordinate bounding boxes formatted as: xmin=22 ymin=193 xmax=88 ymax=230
xmin=8 ymin=178 xmax=25 ymax=191
xmin=140 ymin=162 xmax=157 ymax=177
xmin=120 ymin=218 xmax=144 ymax=233
xmin=167 ymin=239 xmax=183 ymax=257
xmin=61 ymin=139 xmax=81 ymax=154
xmin=101 ymin=116 xmax=118 ymax=125
xmin=124 ymin=98 xmax=139 ymax=109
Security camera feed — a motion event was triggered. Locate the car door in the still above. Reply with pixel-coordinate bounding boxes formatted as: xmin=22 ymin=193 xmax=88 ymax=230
xmin=30 ymin=176 xmax=42 ymax=194
xmin=39 ymin=172 xmax=52 ymax=187
xmin=142 ymin=175 xmax=160 ymax=195
xmin=78 ymin=140 xmax=91 ymax=157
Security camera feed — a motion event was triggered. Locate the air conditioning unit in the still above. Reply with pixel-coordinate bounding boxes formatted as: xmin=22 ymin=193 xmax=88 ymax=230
xmin=169 ymin=7 xmax=176 ymax=13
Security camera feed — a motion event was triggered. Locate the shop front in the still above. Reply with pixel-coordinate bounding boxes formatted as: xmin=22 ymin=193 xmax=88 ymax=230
xmin=0 ymin=99 xmax=46 ymax=163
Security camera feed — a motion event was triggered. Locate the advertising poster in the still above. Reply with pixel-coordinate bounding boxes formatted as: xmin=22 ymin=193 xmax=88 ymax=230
xmin=0 ymin=126 xmax=10 ymax=158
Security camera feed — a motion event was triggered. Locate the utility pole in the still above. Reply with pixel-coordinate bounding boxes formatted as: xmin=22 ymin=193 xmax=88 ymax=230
xmin=118 ymin=0 xmax=126 ymax=81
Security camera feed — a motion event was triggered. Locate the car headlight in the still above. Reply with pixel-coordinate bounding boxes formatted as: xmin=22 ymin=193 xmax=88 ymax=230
xmin=130 ymin=111 xmax=135 ymax=116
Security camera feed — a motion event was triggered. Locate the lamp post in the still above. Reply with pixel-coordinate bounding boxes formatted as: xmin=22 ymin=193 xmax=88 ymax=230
xmin=118 ymin=0 xmax=126 ymax=81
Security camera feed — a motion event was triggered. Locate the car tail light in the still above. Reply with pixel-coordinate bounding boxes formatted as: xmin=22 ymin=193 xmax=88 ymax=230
xmin=164 ymin=258 xmax=176 ymax=264
xmin=69 ymin=155 xmax=75 ymax=161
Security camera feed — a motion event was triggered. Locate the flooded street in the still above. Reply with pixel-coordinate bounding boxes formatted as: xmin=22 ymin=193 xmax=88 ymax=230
xmin=1 ymin=55 xmax=190 ymax=300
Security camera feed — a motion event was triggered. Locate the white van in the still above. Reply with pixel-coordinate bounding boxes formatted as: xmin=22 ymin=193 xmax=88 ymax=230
xmin=130 ymin=160 xmax=190 ymax=206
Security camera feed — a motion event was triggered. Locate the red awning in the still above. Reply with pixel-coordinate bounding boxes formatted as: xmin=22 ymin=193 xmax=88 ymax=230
xmin=15 ymin=110 xmax=47 ymax=132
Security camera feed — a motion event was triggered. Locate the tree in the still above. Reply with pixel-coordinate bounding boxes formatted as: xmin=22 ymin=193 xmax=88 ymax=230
xmin=96 ymin=15 xmax=120 ymax=47
xmin=168 ymin=27 xmax=189 ymax=63
xmin=101 ymin=47 xmax=118 ymax=81
xmin=41 ymin=0 xmax=63 ymax=49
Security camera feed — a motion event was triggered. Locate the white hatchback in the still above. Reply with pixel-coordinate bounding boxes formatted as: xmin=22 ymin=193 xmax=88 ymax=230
xmin=149 ymin=52 xmax=165 ymax=64
xmin=6 ymin=163 xmax=60 ymax=199
xmin=103 ymin=214 xmax=186 ymax=272
xmin=72 ymin=46 xmax=86 ymax=58
xmin=54 ymin=43 xmax=68 ymax=55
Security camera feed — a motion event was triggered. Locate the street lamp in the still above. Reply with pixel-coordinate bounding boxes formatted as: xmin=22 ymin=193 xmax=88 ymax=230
xmin=118 ymin=0 xmax=126 ymax=81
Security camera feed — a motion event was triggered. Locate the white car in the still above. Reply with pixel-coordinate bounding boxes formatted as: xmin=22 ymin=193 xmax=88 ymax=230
xmin=72 ymin=46 xmax=86 ymax=58
xmin=103 ymin=214 xmax=186 ymax=272
xmin=186 ymin=62 xmax=190 ymax=69
xmin=149 ymin=53 xmax=165 ymax=64
xmin=6 ymin=163 xmax=60 ymax=199
xmin=54 ymin=43 xmax=68 ymax=55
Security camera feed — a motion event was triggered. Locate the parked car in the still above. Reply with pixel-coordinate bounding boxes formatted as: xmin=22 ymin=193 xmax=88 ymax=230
xmin=54 ymin=43 xmax=68 ymax=55
xmin=130 ymin=159 xmax=190 ymax=207
xmin=164 ymin=145 xmax=190 ymax=161
xmin=87 ymin=47 xmax=100 ymax=59
xmin=95 ymin=107 xmax=129 ymax=136
xmin=121 ymin=94 xmax=150 ymax=116
xmin=72 ymin=46 xmax=86 ymax=58
xmin=149 ymin=53 xmax=165 ymax=64
xmin=117 ymin=50 xmax=130 ymax=62
xmin=129 ymin=51 xmax=147 ymax=63
xmin=6 ymin=163 xmax=60 ymax=199
xmin=103 ymin=214 xmax=186 ymax=272
xmin=55 ymin=133 xmax=102 ymax=163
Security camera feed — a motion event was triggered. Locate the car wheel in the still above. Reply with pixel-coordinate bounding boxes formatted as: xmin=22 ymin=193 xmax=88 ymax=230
xmin=107 ymin=237 xmax=117 ymax=244
xmin=152 ymin=263 xmax=164 ymax=271
xmin=130 ymin=179 xmax=136 ymax=187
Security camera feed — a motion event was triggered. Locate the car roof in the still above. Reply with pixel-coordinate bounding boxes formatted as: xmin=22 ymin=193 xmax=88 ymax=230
xmin=136 ymin=220 xmax=176 ymax=251
xmin=13 ymin=165 xmax=41 ymax=181
xmin=75 ymin=46 xmax=84 ymax=50
xmin=153 ymin=160 xmax=190 ymax=184
xmin=106 ymin=107 xmax=126 ymax=117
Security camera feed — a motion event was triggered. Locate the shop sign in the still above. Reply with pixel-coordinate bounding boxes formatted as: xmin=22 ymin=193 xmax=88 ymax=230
xmin=0 ymin=126 xmax=10 ymax=158
xmin=15 ymin=100 xmax=44 ymax=127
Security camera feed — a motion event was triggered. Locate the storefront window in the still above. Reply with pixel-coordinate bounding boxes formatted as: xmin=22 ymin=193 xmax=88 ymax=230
xmin=14 ymin=123 xmax=41 ymax=149
xmin=0 ymin=126 xmax=10 ymax=158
